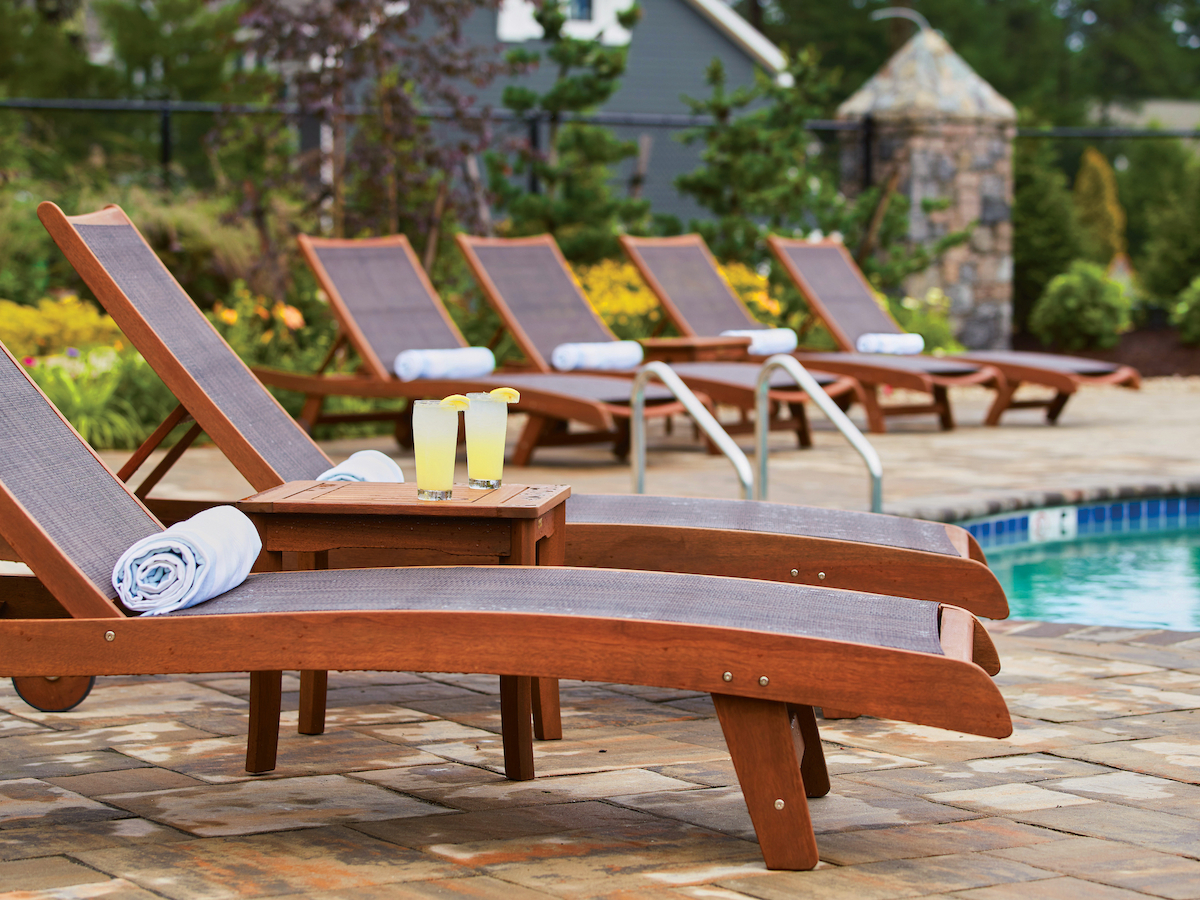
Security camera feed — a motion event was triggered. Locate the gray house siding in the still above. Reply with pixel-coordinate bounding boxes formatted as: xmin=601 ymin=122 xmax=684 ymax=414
xmin=461 ymin=0 xmax=768 ymax=222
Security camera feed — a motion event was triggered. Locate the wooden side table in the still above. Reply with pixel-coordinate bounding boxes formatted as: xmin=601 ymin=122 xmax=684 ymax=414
xmin=639 ymin=335 xmax=752 ymax=363
xmin=236 ymin=481 xmax=571 ymax=781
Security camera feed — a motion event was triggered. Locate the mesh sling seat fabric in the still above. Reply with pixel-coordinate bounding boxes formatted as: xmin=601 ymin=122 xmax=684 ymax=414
xmin=620 ymin=234 xmax=1008 ymax=435
xmin=276 ymin=233 xmax=685 ymax=466
xmin=766 ymin=237 xmax=1141 ymax=426
xmin=456 ymin=233 xmax=863 ymax=449
xmin=0 ymin=342 xmax=1011 ymax=872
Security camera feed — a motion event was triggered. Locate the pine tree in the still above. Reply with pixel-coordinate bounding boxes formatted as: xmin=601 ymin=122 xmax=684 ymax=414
xmin=1073 ymin=147 xmax=1127 ymax=265
xmin=486 ymin=2 xmax=649 ymax=265
xmin=1012 ymin=137 xmax=1081 ymax=332
xmin=1141 ymin=158 xmax=1200 ymax=303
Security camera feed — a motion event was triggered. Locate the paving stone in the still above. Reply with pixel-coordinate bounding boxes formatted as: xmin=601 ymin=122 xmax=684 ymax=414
xmin=927 ymin=783 xmax=1097 ymax=814
xmin=358 ymin=766 xmax=699 ymax=812
xmin=45 ymin=767 xmax=205 ymax=796
xmin=99 ymin=774 xmax=452 ymax=837
xmin=815 ymin=818 xmax=1064 ymax=866
xmin=73 ymin=825 xmax=460 ymax=900
xmin=1041 ymin=770 xmax=1200 ymax=820
xmin=119 ymin=730 xmax=445 ymax=784
xmin=419 ymin=726 xmax=728 ymax=778
xmin=629 ymin=718 xmax=729 ymax=750
xmin=0 ymin=856 xmax=117 ymax=891
xmin=0 ymin=779 xmax=128 ymax=830
xmin=989 ymin=835 xmax=1200 ymax=899
xmin=279 ymin=705 xmax=439 ymax=730
xmin=1068 ymin=709 xmax=1200 ymax=740
xmin=992 ymin=651 xmax=1160 ymax=684
xmin=0 ymin=876 xmax=168 ymax=899
xmin=647 ymin=759 xmax=739 ymax=788
xmin=0 ymin=722 xmax=217 ymax=760
xmin=715 ymin=852 xmax=1054 ymax=899
xmin=0 ymin=750 xmax=150 ymax=781
xmin=268 ymin=875 xmax=559 ymax=899
xmin=354 ymin=800 xmax=656 ymax=849
xmin=318 ymin=682 xmax=482 ymax=709
xmin=1112 ymin=670 xmax=1200 ymax=693
xmin=0 ymin=712 xmax=52 ymax=738
xmin=426 ymin=818 xmax=767 ymax=897
xmin=1011 ymin=802 xmax=1200 ymax=858
xmin=1057 ymin=736 xmax=1200 ymax=783
xmin=844 ymin=754 xmax=1109 ymax=796
xmin=0 ymin=818 xmax=188 ymax=861
xmin=198 ymin=674 xmax=303 ymax=695
xmin=945 ymin=876 xmax=1169 ymax=898
xmin=359 ymin=721 xmax=497 ymax=745
xmin=6 ymin=682 xmax=247 ymax=728
xmin=1000 ymin=681 xmax=1200 ymax=723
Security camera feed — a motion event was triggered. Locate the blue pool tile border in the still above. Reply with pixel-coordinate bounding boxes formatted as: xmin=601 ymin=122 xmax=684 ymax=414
xmin=963 ymin=496 xmax=1200 ymax=551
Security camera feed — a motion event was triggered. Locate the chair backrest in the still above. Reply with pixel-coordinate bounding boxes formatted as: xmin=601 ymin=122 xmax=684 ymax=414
xmin=457 ymin=234 xmax=614 ymax=372
xmin=38 ymin=203 xmax=333 ymax=491
xmin=767 ymin=237 xmax=904 ymax=351
xmin=299 ymin=234 xmax=468 ymax=380
xmin=621 ymin=235 xmax=762 ymax=337
xmin=0 ymin=342 xmax=156 ymax=617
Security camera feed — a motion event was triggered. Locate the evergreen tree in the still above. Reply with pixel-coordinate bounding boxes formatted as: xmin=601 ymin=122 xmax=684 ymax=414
xmin=1073 ymin=147 xmax=1126 ymax=265
xmin=1140 ymin=158 xmax=1200 ymax=302
xmin=1012 ymin=136 xmax=1081 ymax=332
xmin=1114 ymin=135 xmax=1193 ymax=268
xmin=486 ymin=2 xmax=649 ymax=264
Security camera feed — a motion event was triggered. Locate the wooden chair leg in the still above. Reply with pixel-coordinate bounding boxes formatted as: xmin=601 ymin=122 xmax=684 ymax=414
xmin=512 ymin=414 xmax=552 ymax=467
xmin=1045 ymin=391 xmax=1071 ymax=424
xmin=499 ymin=675 xmax=535 ymax=781
xmin=298 ymin=670 xmax=328 ymax=735
xmin=246 ymin=670 xmax=283 ymax=774
xmin=933 ymin=385 xmax=955 ymax=430
xmin=984 ymin=379 xmax=1019 ymax=426
xmin=713 ymin=693 xmax=819 ymax=870
xmin=859 ymin=385 xmax=888 ymax=434
xmin=788 ymin=401 xmax=812 ymax=449
xmin=789 ymin=704 xmax=830 ymax=797
xmin=531 ymin=677 xmax=562 ymax=741
xmin=298 ymin=395 xmax=325 ymax=433
xmin=612 ymin=418 xmax=631 ymax=461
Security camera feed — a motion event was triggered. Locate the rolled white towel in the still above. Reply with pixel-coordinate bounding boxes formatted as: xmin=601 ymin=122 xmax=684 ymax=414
xmin=111 ymin=506 xmax=261 ymax=616
xmin=551 ymin=340 xmax=644 ymax=372
xmin=393 ymin=346 xmax=495 ymax=382
xmin=317 ymin=449 xmax=405 ymax=483
xmin=855 ymin=333 xmax=925 ymax=355
xmin=720 ymin=328 xmax=798 ymax=356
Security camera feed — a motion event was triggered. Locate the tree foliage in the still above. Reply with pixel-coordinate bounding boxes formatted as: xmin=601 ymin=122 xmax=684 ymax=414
xmin=486 ymin=1 xmax=649 ymax=264
xmin=1029 ymin=259 xmax=1132 ymax=349
xmin=1073 ymin=146 xmax=1126 ymax=264
xmin=1140 ymin=157 xmax=1200 ymax=302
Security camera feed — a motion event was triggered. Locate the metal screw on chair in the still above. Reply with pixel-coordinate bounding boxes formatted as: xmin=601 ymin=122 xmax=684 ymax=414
xmin=790 ymin=568 xmax=798 ymax=577
xmin=722 ymin=671 xmax=733 ymax=682
xmin=104 ymin=631 xmax=115 ymax=642
xmin=818 ymin=572 xmax=826 ymax=580
xmin=774 ymin=799 xmax=785 ymax=810
xmin=758 ymin=676 xmax=769 ymax=686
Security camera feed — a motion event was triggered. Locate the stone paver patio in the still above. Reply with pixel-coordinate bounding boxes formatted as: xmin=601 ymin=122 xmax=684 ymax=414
xmin=2 ymin=380 xmax=1199 ymax=898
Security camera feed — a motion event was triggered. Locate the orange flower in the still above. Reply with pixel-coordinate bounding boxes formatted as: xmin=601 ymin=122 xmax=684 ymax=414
xmin=275 ymin=303 xmax=305 ymax=331
xmin=219 ymin=308 xmax=238 ymax=325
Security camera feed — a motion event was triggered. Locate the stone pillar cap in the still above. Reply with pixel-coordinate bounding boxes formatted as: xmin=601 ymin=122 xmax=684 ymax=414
xmin=837 ymin=28 xmax=1016 ymax=123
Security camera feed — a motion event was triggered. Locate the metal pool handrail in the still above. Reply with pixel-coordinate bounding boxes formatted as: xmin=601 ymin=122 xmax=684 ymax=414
xmin=630 ymin=361 xmax=754 ymax=499
xmin=755 ymin=355 xmax=883 ymax=512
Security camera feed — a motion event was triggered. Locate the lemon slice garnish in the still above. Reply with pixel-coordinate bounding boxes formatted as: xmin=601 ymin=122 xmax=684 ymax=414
xmin=489 ymin=387 xmax=520 ymax=403
xmin=440 ymin=394 xmax=471 ymax=411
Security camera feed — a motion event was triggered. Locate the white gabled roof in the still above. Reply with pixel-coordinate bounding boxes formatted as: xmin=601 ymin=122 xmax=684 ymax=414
xmin=680 ymin=0 xmax=787 ymax=74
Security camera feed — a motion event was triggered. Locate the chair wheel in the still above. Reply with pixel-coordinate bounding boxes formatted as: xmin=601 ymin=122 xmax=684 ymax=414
xmin=12 ymin=676 xmax=95 ymax=712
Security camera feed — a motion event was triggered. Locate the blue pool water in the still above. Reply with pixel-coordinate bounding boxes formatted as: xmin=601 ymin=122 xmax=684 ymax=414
xmin=963 ymin=497 xmax=1200 ymax=631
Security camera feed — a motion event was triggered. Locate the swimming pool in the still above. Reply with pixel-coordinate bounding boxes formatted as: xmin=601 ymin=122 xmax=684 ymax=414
xmin=962 ymin=497 xmax=1200 ymax=630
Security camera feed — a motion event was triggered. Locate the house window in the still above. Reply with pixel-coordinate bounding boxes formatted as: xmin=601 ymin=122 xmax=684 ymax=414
xmin=567 ymin=0 xmax=592 ymax=20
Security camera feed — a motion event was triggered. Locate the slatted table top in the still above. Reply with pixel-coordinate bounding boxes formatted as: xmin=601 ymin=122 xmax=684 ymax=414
xmin=237 ymin=481 xmax=571 ymax=518
xmin=639 ymin=335 xmax=752 ymax=363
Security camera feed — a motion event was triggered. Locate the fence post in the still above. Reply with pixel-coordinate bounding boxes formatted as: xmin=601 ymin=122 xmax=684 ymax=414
xmin=160 ymin=104 xmax=172 ymax=188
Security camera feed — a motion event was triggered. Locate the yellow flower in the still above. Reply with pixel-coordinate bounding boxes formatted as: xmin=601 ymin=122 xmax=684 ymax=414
xmin=219 ymin=308 xmax=238 ymax=325
xmin=275 ymin=303 xmax=305 ymax=331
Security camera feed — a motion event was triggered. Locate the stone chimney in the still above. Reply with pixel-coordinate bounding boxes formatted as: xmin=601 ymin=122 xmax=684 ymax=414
xmin=837 ymin=27 xmax=1017 ymax=349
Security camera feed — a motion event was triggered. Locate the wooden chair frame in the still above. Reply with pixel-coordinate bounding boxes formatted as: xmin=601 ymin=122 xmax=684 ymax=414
xmin=765 ymin=235 xmax=1140 ymax=426
xmin=622 ymin=234 xmax=1006 ymax=434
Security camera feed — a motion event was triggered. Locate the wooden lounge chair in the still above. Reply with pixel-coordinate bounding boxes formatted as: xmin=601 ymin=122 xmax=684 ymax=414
xmin=621 ymin=234 xmax=1008 ymax=434
xmin=34 ymin=200 xmax=1009 ymax=736
xmin=456 ymin=233 xmax=862 ymax=448
xmin=766 ymin=236 xmax=1142 ymax=425
xmin=0 ymin=342 xmax=1012 ymax=871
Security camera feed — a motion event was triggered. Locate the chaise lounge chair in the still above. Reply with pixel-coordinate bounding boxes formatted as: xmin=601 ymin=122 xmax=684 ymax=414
xmin=34 ymin=201 xmax=1009 ymax=738
xmin=456 ymin=233 xmax=862 ymax=448
xmin=0 ymin=339 xmax=1012 ymax=871
xmin=766 ymin=236 xmax=1141 ymax=425
xmin=621 ymin=234 xmax=1007 ymax=434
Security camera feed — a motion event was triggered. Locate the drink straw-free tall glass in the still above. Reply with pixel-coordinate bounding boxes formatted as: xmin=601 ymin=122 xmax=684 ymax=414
xmin=465 ymin=392 xmax=508 ymax=489
xmin=412 ymin=400 xmax=459 ymax=500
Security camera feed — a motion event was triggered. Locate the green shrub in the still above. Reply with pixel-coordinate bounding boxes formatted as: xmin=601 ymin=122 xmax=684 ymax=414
xmin=27 ymin=353 xmax=142 ymax=450
xmin=1172 ymin=276 xmax=1200 ymax=346
xmin=1029 ymin=261 xmax=1132 ymax=351
xmin=0 ymin=295 xmax=123 ymax=357
xmin=889 ymin=288 xmax=965 ymax=355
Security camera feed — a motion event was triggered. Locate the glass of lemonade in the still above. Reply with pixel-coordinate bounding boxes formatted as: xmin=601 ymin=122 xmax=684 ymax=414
xmin=465 ymin=392 xmax=508 ymax=489
xmin=412 ymin=400 xmax=460 ymax=500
